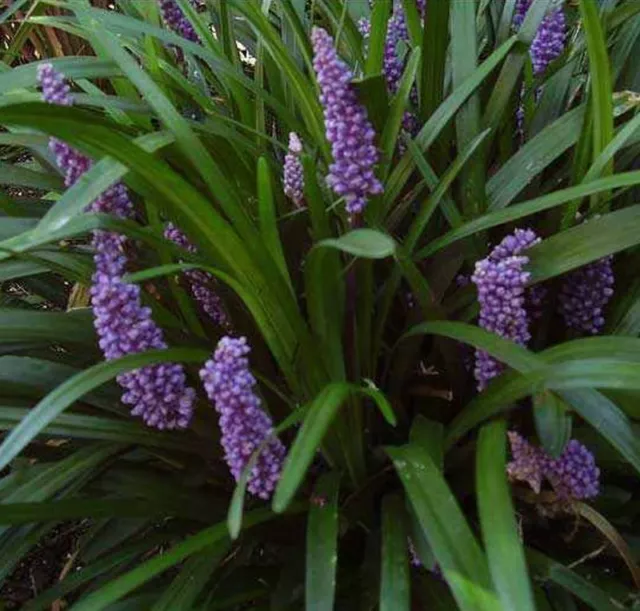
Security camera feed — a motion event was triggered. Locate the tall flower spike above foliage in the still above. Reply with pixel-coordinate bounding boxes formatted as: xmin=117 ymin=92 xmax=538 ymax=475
xmin=311 ymin=27 xmax=383 ymax=219
xmin=558 ymin=256 xmax=614 ymax=335
xmin=200 ymin=337 xmax=286 ymax=499
xmin=472 ymin=229 xmax=540 ymax=390
xmin=507 ymin=432 xmax=600 ymax=500
xmin=158 ymin=0 xmax=199 ymax=42
xmin=283 ymin=132 xmax=305 ymax=208
xmin=514 ymin=0 xmax=566 ymax=75
xmin=164 ymin=223 xmax=230 ymax=329
xmin=38 ymin=64 xmax=197 ymax=430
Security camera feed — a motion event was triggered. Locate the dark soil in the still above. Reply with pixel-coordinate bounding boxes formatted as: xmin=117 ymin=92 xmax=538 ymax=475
xmin=0 ymin=522 xmax=83 ymax=610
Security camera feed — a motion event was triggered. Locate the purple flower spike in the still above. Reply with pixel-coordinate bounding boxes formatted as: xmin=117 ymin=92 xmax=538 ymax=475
xmin=283 ymin=132 xmax=305 ymax=208
xmin=558 ymin=257 xmax=614 ymax=335
xmin=472 ymin=229 xmax=541 ymax=390
xmin=200 ymin=337 xmax=286 ymax=499
xmin=158 ymin=0 xmax=200 ymax=42
xmin=311 ymin=27 xmax=383 ymax=218
xmin=545 ymin=439 xmax=600 ymax=500
xmin=514 ymin=0 xmax=566 ymax=75
xmin=39 ymin=64 xmax=196 ymax=430
xmin=164 ymin=223 xmax=230 ymax=329
xmin=507 ymin=432 xmax=600 ymax=500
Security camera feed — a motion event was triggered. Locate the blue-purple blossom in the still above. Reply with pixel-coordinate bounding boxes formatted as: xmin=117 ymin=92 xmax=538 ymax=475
xmin=283 ymin=132 xmax=305 ymax=208
xmin=158 ymin=0 xmax=200 ymax=42
xmin=311 ymin=27 xmax=383 ymax=218
xmin=514 ymin=0 xmax=566 ymax=75
xmin=471 ymin=229 xmax=540 ymax=390
xmin=507 ymin=431 xmax=600 ymax=500
xmin=200 ymin=336 xmax=286 ymax=499
xmin=558 ymin=257 xmax=614 ymax=335
xmin=164 ymin=223 xmax=230 ymax=329
xmin=39 ymin=64 xmax=196 ymax=430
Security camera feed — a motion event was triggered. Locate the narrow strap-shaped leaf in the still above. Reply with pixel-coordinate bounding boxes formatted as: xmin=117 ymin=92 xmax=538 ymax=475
xmin=526 ymin=205 xmax=640 ymax=282
xmin=364 ymin=0 xmax=391 ymax=77
xmin=417 ymin=171 xmax=640 ymax=259
xmin=386 ymin=443 xmax=498 ymax=611
xmin=0 ymin=347 xmax=209 ymax=471
xmin=477 ymin=419 xmax=536 ymax=611
xmin=257 ymin=157 xmax=293 ymax=293
xmin=70 ymin=506 xmax=302 ymax=611
xmin=151 ymin=547 xmax=227 ymax=611
xmin=579 ymin=0 xmax=614 ymax=211
xmin=533 ymin=391 xmax=572 ymax=458
xmin=420 ymin=0 xmax=449 ymax=121
xmin=379 ymin=494 xmax=410 ymax=611
xmin=306 ymin=472 xmax=341 ymax=611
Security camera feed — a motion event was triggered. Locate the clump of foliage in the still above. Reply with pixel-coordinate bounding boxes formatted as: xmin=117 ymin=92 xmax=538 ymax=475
xmin=1 ymin=0 xmax=640 ymax=609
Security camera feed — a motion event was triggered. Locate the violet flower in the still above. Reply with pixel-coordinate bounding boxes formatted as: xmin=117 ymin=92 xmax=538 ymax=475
xmin=471 ymin=229 xmax=540 ymax=390
xmin=38 ymin=64 xmax=196 ymax=430
xmin=164 ymin=223 xmax=230 ymax=329
xmin=558 ymin=256 xmax=614 ymax=335
xmin=158 ymin=0 xmax=200 ymax=42
xmin=311 ymin=27 xmax=383 ymax=219
xmin=283 ymin=132 xmax=305 ymax=208
xmin=507 ymin=431 xmax=600 ymax=500
xmin=200 ymin=336 xmax=286 ymax=499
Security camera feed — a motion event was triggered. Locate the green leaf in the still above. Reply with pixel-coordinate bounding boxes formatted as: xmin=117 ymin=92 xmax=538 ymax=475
xmin=317 ymin=229 xmax=396 ymax=259
xmin=533 ymin=391 xmax=572 ymax=458
xmin=380 ymin=494 xmax=410 ymax=611
xmin=0 ymin=407 xmax=205 ymax=453
xmin=0 ymin=347 xmax=209 ymax=471
xmin=526 ymin=205 xmax=640 ymax=283
xmin=364 ymin=0 xmax=391 ymax=77
xmin=305 ymin=472 xmax=340 ymax=611
xmin=386 ymin=443 xmax=497 ymax=611
xmin=487 ymin=107 xmax=586 ymax=211
xmin=476 ymin=420 xmax=536 ymax=611
xmin=420 ymin=0 xmax=449 ymax=121
xmin=450 ymin=0 xmax=484 ymax=217
xmin=273 ymin=384 xmax=349 ymax=513
xmin=151 ymin=547 xmax=227 ymax=611
xmin=409 ymin=415 xmax=444 ymax=470
xmin=385 ymin=36 xmax=517 ymax=207
xmin=0 ymin=308 xmax=95 ymax=345
xmin=580 ymin=0 xmax=614 ymax=208
xmin=417 ymin=171 xmax=640 ymax=259
xmin=0 ymin=161 xmax=63 ymax=191
xmin=257 ymin=157 xmax=292 ymax=293
xmin=70 ymin=506 xmax=300 ymax=611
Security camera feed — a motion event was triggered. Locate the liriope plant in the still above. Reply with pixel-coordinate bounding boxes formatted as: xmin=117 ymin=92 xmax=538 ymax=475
xmin=0 ymin=0 xmax=639 ymax=609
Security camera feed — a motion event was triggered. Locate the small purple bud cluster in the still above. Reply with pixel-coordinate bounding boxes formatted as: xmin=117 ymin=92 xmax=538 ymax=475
xmin=311 ymin=27 xmax=383 ymax=218
xmin=38 ymin=64 xmax=196 ymax=430
xmin=383 ymin=4 xmax=410 ymax=95
xmin=471 ymin=229 xmax=540 ymax=390
xmin=408 ymin=538 xmax=421 ymax=567
xmin=507 ymin=431 xmax=600 ymax=500
xmin=158 ymin=0 xmax=199 ymax=42
xmin=558 ymin=256 xmax=614 ymax=334
xmin=283 ymin=132 xmax=305 ymax=208
xmin=164 ymin=223 xmax=230 ymax=329
xmin=514 ymin=0 xmax=566 ymax=75
xmin=200 ymin=336 xmax=286 ymax=499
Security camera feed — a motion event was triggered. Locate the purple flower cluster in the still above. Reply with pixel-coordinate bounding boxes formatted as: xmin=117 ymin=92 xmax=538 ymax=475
xmin=283 ymin=132 xmax=305 ymax=208
xmin=158 ymin=0 xmax=199 ymax=42
xmin=38 ymin=64 xmax=196 ymax=430
xmin=507 ymin=431 xmax=600 ymax=500
xmin=311 ymin=27 xmax=383 ymax=219
xmin=200 ymin=337 xmax=286 ymax=499
xmin=558 ymin=256 xmax=614 ymax=334
xmin=471 ymin=229 xmax=540 ymax=390
xmin=164 ymin=223 xmax=230 ymax=329
xmin=514 ymin=0 xmax=566 ymax=75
